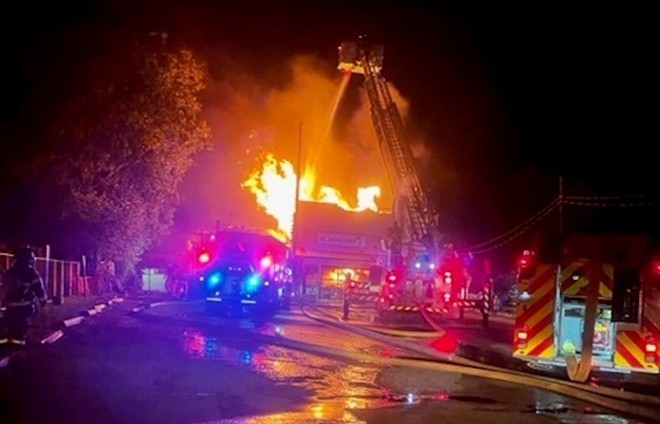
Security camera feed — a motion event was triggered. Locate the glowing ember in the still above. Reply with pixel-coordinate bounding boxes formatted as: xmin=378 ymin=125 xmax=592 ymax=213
xmin=242 ymin=153 xmax=381 ymax=240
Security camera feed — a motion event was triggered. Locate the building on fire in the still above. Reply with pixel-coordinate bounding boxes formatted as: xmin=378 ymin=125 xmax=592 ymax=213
xmin=293 ymin=201 xmax=393 ymax=300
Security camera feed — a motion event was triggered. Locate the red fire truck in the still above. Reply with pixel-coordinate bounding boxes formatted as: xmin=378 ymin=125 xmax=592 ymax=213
xmin=184 ymin=228 xmax=293 ymax=316
xmin=513 ymin=234 xmax=659 ymax=380
xmin=338 ymin=40 xmax=471 ymax=313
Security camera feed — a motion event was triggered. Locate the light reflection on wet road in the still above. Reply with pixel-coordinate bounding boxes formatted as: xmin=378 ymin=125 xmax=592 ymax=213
xmin=2 ymin=299 xmax=652 ymax=423
xmin=181 ymin=321 xmax=401 ymax=422
xmin=160 ymin=303 xmax=652 ymax=424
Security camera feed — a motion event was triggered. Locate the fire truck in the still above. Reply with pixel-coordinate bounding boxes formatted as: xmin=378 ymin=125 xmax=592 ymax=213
xmin=338 ymin=38 xmax=469 ymax=311
xmin=513 ymin=234 xmax=659 ymax=380
xmin=186 ymin=228 xmax=293 ymax=316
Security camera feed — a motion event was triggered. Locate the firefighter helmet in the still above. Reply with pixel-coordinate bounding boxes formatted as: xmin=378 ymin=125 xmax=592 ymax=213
xmin=14 ymin=247 xmax=36 ymax=265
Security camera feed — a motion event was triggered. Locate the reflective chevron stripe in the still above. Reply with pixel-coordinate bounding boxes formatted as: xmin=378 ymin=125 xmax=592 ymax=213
xmin=514 ymin=264 xmax=557 ymax=359
xmin=560 ymin=261 xmax=613 ymax=298
xmin=386 ymin=304 xmax=450 ymax=314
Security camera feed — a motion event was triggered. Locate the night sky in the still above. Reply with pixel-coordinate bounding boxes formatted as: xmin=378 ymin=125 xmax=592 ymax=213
xmin=1 ymin=1 xmax=657 ymax=263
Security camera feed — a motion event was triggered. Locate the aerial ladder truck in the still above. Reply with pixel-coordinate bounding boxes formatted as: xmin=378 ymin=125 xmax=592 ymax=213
xmin=338 ymin=39 xmax=464 ymax=311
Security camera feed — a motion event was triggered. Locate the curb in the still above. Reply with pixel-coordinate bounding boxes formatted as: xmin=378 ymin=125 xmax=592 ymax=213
xmin=41 ymin=330 xmax=64 ymax=344
xmin=129 ymin=299 xmax=192 ymax=314
xmin=43 ymin=296 xmax=124 ymax=343
xmin=1 ymin=296 xmax=124 ymax=368
xmin=62 ymin=316 xmax=85 ymax=327
xmin=130 ymin=303 xmax=151 ymax=313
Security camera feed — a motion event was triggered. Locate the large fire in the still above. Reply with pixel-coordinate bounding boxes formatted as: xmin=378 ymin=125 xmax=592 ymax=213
xmin=243 ymin=153 xmax=381 ymax=241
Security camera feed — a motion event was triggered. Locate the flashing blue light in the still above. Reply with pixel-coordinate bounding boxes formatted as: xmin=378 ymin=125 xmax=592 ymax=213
xmin=245 ymin=274 xmax=261 ymax=292
xmin=415 ymin=262 xmax=421 ymax=269
xmin=241 ymin=350 xmax=253 ymax=364
xmin=208 ymin=272 xmax=222 ymax=287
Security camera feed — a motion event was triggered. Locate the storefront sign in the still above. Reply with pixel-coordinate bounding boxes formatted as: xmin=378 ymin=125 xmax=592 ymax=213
xmin=317 ymin=232 xmax=367 ymax=248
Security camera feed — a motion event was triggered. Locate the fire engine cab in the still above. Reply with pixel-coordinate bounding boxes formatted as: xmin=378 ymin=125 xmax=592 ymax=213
xmin=513 ymin=234 xmax=659 ymax=381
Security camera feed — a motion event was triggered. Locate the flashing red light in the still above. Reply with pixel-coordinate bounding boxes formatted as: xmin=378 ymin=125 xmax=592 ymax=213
xmin=260 ymin=255 xmax=273 ymax=269
xmin=517 ymin=250 xmax=537 ymax=279
xmin=652 ymin=261 xmax=660 ymax=275
xmin=198 ymin=251 xmax=211 ymax=264
xmin=517 ymin=250 xmax=535 ymax=268
xmin=443 ymin=271 xmax=453 ymax=284
xmin=387 ymin=272 xmax=397 ymax=282
xmin=349 ymin=281 xmax=356 ymax=288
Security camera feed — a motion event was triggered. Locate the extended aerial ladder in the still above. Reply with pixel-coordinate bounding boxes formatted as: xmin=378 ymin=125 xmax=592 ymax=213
xmin=338 ymin=39 xmax=441 ymax=270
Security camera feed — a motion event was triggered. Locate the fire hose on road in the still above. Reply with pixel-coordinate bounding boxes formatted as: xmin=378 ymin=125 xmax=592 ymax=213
xmin=298 ymin=305 xmax=660 ymax=423
xmin=127 ymin=300 xmax=660 ymax=422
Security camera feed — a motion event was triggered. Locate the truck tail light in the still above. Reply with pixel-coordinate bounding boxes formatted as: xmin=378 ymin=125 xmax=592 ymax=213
xmin=645 ymin=336 xmax=657 ymax=363
xmin=515 ymin=327 xmax=528 ymax=349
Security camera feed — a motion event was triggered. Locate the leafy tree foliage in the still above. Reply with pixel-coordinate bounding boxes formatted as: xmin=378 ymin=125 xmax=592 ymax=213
xmin=51 ymin=37 xmax=211 ymax=277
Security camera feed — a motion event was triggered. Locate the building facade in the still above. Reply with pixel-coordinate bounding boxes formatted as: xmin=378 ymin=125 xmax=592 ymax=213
xmin=293 ymin=201 xmax=393 ymax=301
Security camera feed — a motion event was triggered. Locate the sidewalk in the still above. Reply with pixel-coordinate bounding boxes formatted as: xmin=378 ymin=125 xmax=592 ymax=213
xmin=0 ymin=291 xmax=172 ymax=367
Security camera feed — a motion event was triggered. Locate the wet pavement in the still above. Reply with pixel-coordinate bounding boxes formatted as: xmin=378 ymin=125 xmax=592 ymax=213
xmin=0 ymin=294 xmax=656 ymax=423
xmin=0 ymin=292 xmax=169 ymax=364
xmin=313 ymin=302 xmax=660 ymax=398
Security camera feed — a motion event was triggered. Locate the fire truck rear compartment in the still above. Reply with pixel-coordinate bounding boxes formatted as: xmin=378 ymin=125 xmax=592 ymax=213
xmin=204 ymin=264 xmax=278 ymax=316
xmin=558 ymin=298 xmax=615 ymax=361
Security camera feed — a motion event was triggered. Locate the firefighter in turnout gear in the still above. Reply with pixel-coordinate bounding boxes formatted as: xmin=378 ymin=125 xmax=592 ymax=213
xmin=1 ymin=247 xmax=47 ymax=345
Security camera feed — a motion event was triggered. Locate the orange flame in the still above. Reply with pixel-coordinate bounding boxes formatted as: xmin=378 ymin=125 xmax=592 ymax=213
xmin=242 ymin=153 xmax=381 ymax=241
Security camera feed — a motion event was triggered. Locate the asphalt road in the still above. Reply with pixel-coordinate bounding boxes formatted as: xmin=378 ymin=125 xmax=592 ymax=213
xmin=0 ymin=298 xmax=656 ymax=423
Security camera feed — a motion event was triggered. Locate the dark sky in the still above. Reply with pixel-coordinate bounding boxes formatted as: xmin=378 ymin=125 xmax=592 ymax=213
xmin=1 ymin=1 xmax=657 ymax=259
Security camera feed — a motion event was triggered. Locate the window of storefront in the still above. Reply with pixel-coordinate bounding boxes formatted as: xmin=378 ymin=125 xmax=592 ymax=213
xmin=317 ymin=266 xmax=370 ymax=299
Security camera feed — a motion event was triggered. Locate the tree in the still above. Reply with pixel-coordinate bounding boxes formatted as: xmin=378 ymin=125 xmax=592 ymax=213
xmin=51 ymin=35 xmax=211 ymax=282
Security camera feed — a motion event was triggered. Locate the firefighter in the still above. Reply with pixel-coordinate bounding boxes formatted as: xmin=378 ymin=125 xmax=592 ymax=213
xmin=1 ymin=247 xmax=47 ymax=345
xmin=343 ymin=280 xmax=355 ymax=320
xmin=424 ymin=279 xmax=435 ymax=307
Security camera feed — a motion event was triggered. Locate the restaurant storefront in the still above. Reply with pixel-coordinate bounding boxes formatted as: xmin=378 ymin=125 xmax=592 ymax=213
xmin=293 ymin=201 xmax=393 ymax=301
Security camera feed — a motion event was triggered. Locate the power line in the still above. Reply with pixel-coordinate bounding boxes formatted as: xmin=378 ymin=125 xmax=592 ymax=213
xmin=459 ymin=198 xmax=559 ymax=252
xmin=465 ymin=201 xmax=559 ymax=255
xmin=564 ymin=194 xmax=651 ymax=201
xmin=563 ymin=199 xmax=660 ymax=208
xmin=455 ymin=191 xmax=659 ymax=256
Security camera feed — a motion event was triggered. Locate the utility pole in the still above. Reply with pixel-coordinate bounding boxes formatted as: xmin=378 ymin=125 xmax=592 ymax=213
xmin=292 ymin=122 xmax=303 ymax=251
xmin=292 ymin=122 xmax=304 ymax=298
